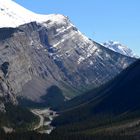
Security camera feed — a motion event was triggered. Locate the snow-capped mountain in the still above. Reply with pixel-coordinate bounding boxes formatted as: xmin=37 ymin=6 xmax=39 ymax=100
xmin=0 ymin=0 xmax=136 ymax=105
xmin=103 ymin=41 xmax=138 ymax=58
xmin=0 ymin=0 xmax=66 ymax=28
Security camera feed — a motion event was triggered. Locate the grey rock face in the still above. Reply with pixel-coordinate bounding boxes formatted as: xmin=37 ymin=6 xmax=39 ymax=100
xmin=0 ymin=69 xmax=17 ymax=110
xmin=0 ymin=17 xmax=136 ymax=103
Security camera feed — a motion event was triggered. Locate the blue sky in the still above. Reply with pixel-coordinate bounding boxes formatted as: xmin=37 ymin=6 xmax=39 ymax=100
xmin=15 ymin=0 xmax=140 ymax=55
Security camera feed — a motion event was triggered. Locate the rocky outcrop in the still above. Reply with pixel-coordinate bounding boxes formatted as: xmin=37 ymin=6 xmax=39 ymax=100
xmin=0 ymin=18 xmax=136 ymax=103
xmin=0 ymin=68 xmax=17 ymax=112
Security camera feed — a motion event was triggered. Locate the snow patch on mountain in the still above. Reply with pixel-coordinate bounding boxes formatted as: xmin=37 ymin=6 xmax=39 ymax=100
xmin=103 ymin=41 xmax=138 ymax=58
xmin=0 ymin=0 xmax=67 ymax=28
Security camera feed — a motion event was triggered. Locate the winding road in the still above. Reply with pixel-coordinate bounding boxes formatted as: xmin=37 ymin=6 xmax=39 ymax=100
xmin=31 ymin=108 xmax=57 ymax=134
xmin=31 ymin=110 xmax=44 ymax=130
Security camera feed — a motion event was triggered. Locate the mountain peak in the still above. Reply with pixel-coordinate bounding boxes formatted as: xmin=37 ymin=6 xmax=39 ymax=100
xmin=0 ymin=0 xmax=67 ymax=28
xmin=103 ymin=41 xmax=138 ymax=58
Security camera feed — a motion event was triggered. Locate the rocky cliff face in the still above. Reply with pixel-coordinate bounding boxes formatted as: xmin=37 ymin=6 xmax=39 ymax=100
xmin=0 ymin=62 xmax=17 ymax=112
xmin=0 ymin=18 xmax=136 ymax=103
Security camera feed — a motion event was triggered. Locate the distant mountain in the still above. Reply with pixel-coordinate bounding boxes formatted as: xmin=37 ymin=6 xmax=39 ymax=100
xmin=103 ymin=41 xmax=138 ymax=58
